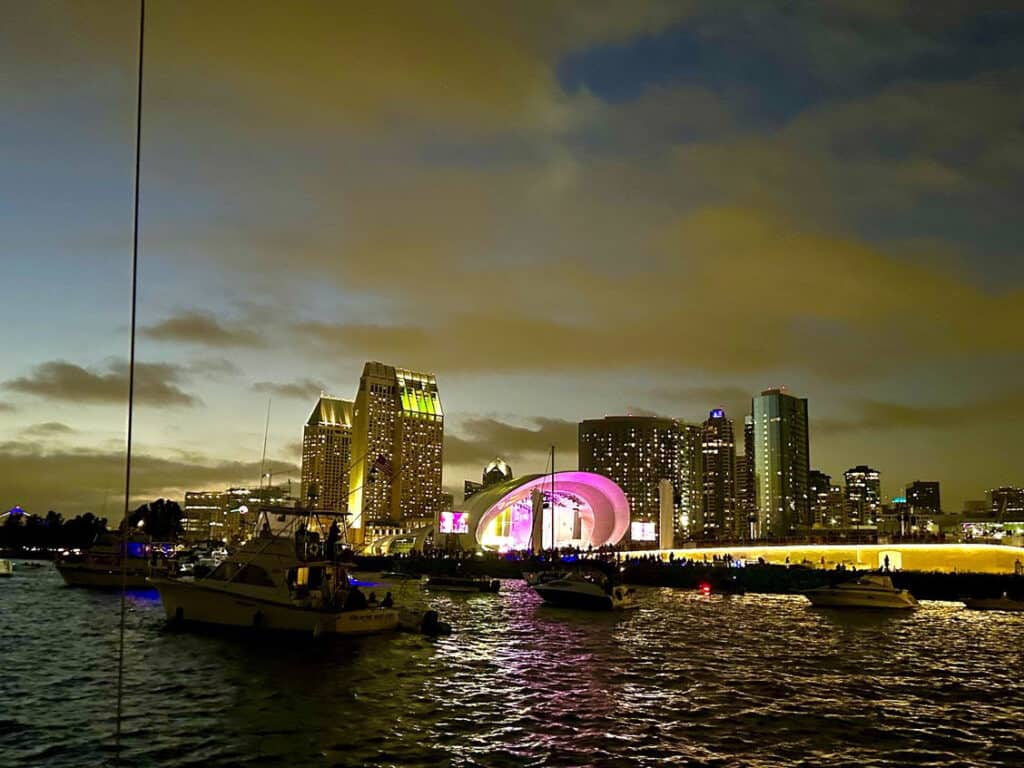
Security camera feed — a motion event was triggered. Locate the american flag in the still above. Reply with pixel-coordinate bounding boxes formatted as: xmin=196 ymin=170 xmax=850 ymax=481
xmin=368 ymin=454 xmax=393 ymax=482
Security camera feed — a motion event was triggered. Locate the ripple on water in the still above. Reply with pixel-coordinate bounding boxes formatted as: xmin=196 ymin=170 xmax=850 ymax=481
xmin=2 ymin=569 xmax=1023 ymax=767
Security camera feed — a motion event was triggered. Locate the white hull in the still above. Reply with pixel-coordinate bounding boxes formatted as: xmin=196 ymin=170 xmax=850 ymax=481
xmin=153 ymin=578 xmax=401 ymax=635
xmin=806 ymin=588 xmax=918 ymax=610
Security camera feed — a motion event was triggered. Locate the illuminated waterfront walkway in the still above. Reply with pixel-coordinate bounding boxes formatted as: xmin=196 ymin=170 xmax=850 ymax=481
xmin=628 ymin=542 xmax=1024 ymax=574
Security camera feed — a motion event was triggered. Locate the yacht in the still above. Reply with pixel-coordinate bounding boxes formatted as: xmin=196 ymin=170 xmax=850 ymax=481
xmin=424 ymin=575 xmax=500 ymax=593
xmin=0 ymin=559 xmax=13 ymax=578
xmin=55 ymin=534 xmax=165 ymax=589
xmin=150 ymin=510 xmax=446 ymax=636
xmin=963 ymin=593 xmax=1024 ymax=612
xmin=532 ymin=570 xmax=638 ymax=610
xmin=804 ymin=573 xmax=918 ymax=610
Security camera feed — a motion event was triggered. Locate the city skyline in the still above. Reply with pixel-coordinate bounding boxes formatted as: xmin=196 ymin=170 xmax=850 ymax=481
xmin=3 ymin=2 xmax=1023 ymax=517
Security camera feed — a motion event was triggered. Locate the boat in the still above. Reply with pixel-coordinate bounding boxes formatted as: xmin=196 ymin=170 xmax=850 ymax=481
xmin=532 ymin=570 xmax=638 ymax=610
xmin=963 ymin=593 xmax=1024 ymax=612
xmin=804 ymin=573 xmax=918 ymax=610
xmin=55 ymin=534 xmax=166 ymax=589
xmin=0 ymin=559 xmax=13 ymax=578
xmin=151 ymin=509 xmax=447 ymax=636
xmin=424 ymin=575 xmax=500 ymax=593
xmin=380 ymin=570 xmax=421 ymax=581
xmin=522 ymin=570 xmax=565 ymax=587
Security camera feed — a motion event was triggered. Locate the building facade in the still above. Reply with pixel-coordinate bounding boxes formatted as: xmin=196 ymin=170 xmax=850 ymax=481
xmin=348 ymin=362 xmax=444 ymax=539
xmin=300 ymin=395 xmax=353 ymax=512
xmin=751 ymin=388 xmax=810 ymax=538
xmin=465 ymin=458 xmax=514 ymax=501
xmin=579 ymin=415 xmax=693 ymax=547
xmin=700 ymin=409 xmax=736 ymax=540
xmin=844 ymin=465 xmax=881 ymax=526
xmin=808 ymin=470 xmax=833 ymax=527
xmin=182 ymin=485 xmax=293 ymax=544
xmin=905 ymin=481 xmax=941 ymax=517
xmin=988 ymin=487 xmax=1024 ymax=519
xmin=677 ymin=423 xmax=703 ymax=541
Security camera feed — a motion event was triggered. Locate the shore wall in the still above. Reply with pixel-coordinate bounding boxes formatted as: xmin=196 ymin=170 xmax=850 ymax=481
xmin=639 ymin=543 xmax=1024 ymax=574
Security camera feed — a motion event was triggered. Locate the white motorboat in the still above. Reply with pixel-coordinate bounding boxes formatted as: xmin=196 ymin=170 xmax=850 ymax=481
xmin=0 ymin=559 xmax=13 ymax=577
xmin=55 ymin=535 xmax=166 ymax=589
xmin=963 ymin=593 xmax=1024 ymax=612
xmin=805 ymin=573 xmax=918 ymax=610
xmin=522 ymin=570 xmax=565 ymax=587
xmin=532 ymin=570 xmax=638 ymax=610
xmin=151 ymin=509 xmax=446 ymax=637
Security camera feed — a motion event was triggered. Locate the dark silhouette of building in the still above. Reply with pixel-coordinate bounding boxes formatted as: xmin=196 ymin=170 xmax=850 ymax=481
xmin=905 ymin=481 xmax=941 ymax=516
xmin=844 ymin=465 xmax=881 ymax=526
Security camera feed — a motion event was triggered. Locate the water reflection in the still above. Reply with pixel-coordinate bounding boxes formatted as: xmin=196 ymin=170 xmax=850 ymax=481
xmin=4 ymin=567 xmax=1024 ymax=767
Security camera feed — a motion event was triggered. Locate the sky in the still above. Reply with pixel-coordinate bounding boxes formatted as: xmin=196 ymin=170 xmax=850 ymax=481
xmin=2 ymin=0 xmax=1023 ymax=519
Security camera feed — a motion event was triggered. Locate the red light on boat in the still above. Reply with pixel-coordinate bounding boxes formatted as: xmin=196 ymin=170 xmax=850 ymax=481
xmin=699 ymin=582 xmax=712 ymax=595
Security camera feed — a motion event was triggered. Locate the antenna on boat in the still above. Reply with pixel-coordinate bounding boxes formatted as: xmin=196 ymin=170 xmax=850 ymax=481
xmin=258 ymin=396 xmax=272 ymax=496
xmin=550 ymin=444 xmax=556 ymax=552
xmin=115 ymin=0 xmax=145 ymax=762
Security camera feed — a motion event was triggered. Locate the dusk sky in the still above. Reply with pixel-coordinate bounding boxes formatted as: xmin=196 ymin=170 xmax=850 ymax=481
xmin=2 ymin=1 xmax=1022 ymax=518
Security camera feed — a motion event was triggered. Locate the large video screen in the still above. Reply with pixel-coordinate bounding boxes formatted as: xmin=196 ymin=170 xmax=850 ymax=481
xmin=631 ymin=521 xmax=656 ymax=541
xmin=439 ymin=511 xmax=469 ymax=535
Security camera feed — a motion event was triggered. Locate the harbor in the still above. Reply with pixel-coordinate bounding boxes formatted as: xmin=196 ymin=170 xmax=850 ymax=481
xmin=4 ymin=562 xmax=1024 ymax=767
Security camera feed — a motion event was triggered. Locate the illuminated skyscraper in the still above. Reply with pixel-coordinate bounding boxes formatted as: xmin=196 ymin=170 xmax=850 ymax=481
xmin=578 ymin=415 xmax=701 ymax=546
xmin=752 ymin=388 xmax=810 ymax=538
xmin=348 ymin=362 xmax=444 ymax=538
xmin=844 ymin=465 xmax=881 ymax=526
xmin=988 ymin=486 xmax=1024 ymax=519
xmin=677 ymin=423 xmax=703 ymax=540
xmin=700 ymin=409 xmax=736 ymax=540
xmin=300 ymin=395 xmax=353 ymax=512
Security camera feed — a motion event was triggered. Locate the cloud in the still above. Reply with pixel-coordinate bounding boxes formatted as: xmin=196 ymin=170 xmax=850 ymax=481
xmin=142 ymin=311 xmax=263 ymax=348
xmin=816 ymin=393 xmax=1024 ymax=436
xmin=20 ymin=422 xmax=75 ymax=438
xmin=3 ymin=360 xmax=200 ymax=407
xmin=251 ymin=378 xmax=328 ymax=401
xmin=445 ymin=416 xmax=578 ymax=468
xmin=185 ymin=357 xmax=243 ymax=379
xmin=0 ymin=442 xmax=299 ymax=518
xmin=0 ymin=402 xmax=15 ymax=413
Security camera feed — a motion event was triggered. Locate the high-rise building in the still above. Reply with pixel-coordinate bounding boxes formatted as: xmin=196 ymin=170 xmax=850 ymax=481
xmin=701 ymin=409 xmax=736 ymax=540
xmin=905 ymin=481 xmax=941 ymax=516
xmin=300 ymin=395 xmax=354 ymax=512
xmin=579 ymin=416 xmax=698 ymax=547
xmin=678 ymin=423 xmax=703 ymax=540
xmin=808 ymin=470 xmax=832 ymax=527
xmin=988 ymin=487 xmax=1024 ymax=519
xmin=844 ymin=465 xmax=881 ymax=526
xmin=348 ymin=362 xmax=444 ymax=538
xmin=751 ymin=388 xmax=810 ymax=537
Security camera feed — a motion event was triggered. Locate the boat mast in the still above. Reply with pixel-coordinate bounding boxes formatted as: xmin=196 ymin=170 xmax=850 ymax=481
xmin=550 ymin=444 xmax=555 ymax=551
xmin=116 ymin=0 xmax=145 ymax=760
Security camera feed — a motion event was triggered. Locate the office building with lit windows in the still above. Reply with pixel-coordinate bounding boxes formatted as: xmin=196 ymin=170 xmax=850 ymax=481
xmin=701 ymin=409 xmax=736 ymax=539
xmin=751 ymin=388 xmax=810 ymax=538
xmin=844 ymin=465 xmax=881 ymax=526
xmin=347 ymin=362 xmax=444 ymax=540
xmin=678 ymin=424 xmax=703 ymax=540
xmin=300 ymin=395 xmax=353 ymax=512
xmin=578 ymin=415 xmax=700 ymax=547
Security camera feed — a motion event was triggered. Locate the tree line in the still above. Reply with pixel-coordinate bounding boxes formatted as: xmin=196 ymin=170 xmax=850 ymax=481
xmin=0 ymin=498 xmax=184 ymax=554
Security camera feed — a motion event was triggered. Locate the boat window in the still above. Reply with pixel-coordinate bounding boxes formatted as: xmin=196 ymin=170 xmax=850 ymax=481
xmin=235 ymin=564 xmax=275 ymax=587
xmin=206 ymin=562 xmax=236 ymax=581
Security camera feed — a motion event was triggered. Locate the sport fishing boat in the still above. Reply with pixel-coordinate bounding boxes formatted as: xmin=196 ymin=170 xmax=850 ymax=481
xmin=963 ymin=593 xmax=1024 ymax=612
xmin=532 ymin=570 xmax=638 ymax=610
xmin=424 ymin=575 xmax=500 ymax=593
xmin=151 ymin=509 xmax=446 ymax=636
xmin=804 ymin=573 xmax=918 ymax=610
xmin=55 ymin=534 xmax=165 ymax=589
